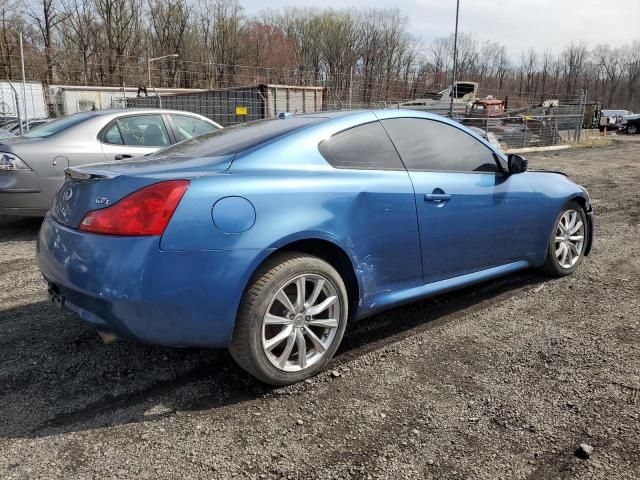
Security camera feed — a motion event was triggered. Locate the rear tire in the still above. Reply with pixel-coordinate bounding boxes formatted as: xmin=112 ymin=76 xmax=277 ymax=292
xmin=628 ymin=125 xmax=638 ymax=135
xmin=229 ymin=252 xmax=348 ymax=386
xmin=540 ymin=201 xmax=588 ymax=277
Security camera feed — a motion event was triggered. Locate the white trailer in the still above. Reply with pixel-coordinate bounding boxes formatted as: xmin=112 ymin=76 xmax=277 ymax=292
xmin=0 ymin=80 xmax=48 ymax=121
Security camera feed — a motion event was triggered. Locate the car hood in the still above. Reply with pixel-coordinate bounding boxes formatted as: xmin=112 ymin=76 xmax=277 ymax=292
xmin=527 ymin=168 xmax=569 ymax=177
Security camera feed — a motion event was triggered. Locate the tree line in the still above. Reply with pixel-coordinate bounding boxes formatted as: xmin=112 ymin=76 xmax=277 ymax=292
xmin=1 ymin=0 xmax=639 ymax=110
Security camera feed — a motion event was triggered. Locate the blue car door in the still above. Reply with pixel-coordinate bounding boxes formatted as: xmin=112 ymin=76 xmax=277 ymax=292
xmin=316 ymin=120 xmax=423 ymax=308
xmin=381 ymin=117 xmax=539 ymax=284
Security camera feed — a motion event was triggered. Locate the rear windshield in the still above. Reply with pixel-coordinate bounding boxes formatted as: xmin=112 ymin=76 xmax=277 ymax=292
xmin=153 ymin=116 xmax=325 ymax=158
xmin=21 ymin=112 xmax=96 ymax=138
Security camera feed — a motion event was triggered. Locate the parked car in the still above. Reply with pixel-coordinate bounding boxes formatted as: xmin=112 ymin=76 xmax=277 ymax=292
xmin=0 ymin=109 xmax=222 ymax=216
xmin=618 ymin=114 xmax=640 ymax=134
xmin=36 ymin=110 xmax=593 ymax=385
xmin=0 ymin=128 xmax=15 ymax=139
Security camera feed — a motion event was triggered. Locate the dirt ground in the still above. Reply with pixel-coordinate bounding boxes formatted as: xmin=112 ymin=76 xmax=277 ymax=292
xmin=1 ymin=138 xmax=639 ymax=479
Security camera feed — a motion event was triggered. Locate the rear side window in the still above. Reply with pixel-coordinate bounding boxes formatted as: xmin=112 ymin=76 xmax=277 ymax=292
xmin=170 ymin=115 xmax=218 ymax=142
xmin=318 ymin=122 xmax=404 ymax=170
xmin=382 ymin=118 xmax=499 ymax=173
xmin=103 ymin=123 xmax=123 ymax=144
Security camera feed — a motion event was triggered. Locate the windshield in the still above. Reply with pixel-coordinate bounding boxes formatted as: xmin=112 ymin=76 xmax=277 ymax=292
xmin=153 ymin=116 xmax=325 ymax=159
xmin=21 ymin=112 xmax=96 ymax=138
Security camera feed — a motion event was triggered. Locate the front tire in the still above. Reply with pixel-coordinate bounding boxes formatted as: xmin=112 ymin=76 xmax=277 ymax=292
xmin=229 ymin=252 xmax=349 ymax=386
xmin=540 ymin=201 xmax=588 ymax=277
xmin=628 ymin=125 xmax=638 ymax=135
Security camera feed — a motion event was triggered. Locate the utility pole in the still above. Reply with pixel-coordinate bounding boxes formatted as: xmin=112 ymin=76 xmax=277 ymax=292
xmin=448 ymin=0 xmax=460 ymax=119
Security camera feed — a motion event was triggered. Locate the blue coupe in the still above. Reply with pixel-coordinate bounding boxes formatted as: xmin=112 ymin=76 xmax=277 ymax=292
xmin=36 ymin=110 xmax=593 ymax=385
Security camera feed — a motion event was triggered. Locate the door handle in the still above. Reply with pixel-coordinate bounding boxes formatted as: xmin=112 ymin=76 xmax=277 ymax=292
xmin=114 ymin=154 xmax=132 ymax=160
xmin=425 ymin=193 xmax=452 ymax=202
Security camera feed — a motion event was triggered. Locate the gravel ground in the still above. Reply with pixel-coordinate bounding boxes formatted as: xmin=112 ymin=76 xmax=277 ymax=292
xmin=1 ymin=138 xmax=639 ymax=479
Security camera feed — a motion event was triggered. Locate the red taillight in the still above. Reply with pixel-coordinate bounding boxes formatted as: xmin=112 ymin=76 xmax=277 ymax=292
xmin=79 ymin=180 xmax=189 ymax=236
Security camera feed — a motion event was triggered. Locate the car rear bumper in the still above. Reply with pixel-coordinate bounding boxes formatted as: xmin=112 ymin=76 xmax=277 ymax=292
xmin=0 ymin=170 xmax=56 ymax=216
xmin=36 ymin=214 xmax=270 ymax=348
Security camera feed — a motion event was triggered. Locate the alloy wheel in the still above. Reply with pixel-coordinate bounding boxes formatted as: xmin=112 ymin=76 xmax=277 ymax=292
xmin=261 ymin=274 xmax=341 ymax=372
xmin=554 ymin=209 xmax=585 ymax=269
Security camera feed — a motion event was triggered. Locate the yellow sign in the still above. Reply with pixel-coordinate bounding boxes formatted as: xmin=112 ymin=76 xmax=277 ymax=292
xmin=235 ymin=106 xmax=248 ymax=116
xmin=523 ymin=115 xmax=532 ymax=121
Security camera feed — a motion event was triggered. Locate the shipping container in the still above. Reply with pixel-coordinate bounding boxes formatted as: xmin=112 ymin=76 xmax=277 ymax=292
xmin=124 ymin=84 xmax=325 ymax=126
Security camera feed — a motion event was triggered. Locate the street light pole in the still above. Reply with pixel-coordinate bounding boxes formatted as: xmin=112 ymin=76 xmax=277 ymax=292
xmin=449 ymin=0 xmax=460 ymax=119
xmin=147 ymin=53 xmax=179 ymax=107
xmin=147 ymin=53 xmax=179 ymax=108
xmin=147 ymin=57 xmax=152 ymax=89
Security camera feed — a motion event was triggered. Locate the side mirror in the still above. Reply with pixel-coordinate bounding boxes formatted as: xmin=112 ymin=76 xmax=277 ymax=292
xmin=508 ymin=154 xmax=528 ymax=174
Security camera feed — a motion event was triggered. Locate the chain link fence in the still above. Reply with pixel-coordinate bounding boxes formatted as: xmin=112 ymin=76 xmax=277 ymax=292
xmin=0 ymin=78 xmax=589 ymax=150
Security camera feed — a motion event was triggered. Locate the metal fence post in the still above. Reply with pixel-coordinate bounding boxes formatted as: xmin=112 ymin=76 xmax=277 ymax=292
xmin=578 ymin=88 xmax=587 ymax=143
xmin=19 ymin=32 xmax=29 ymax=131
xmin=6 ymin=80 xmax=23 ymax=135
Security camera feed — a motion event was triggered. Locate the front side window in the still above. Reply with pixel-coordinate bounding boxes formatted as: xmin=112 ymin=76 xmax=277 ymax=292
xmin=382 ymin=118 xmax=500 ymax=173
xmin=110 ymin=115 xmax=170 ymax=147
xmin=170 ymin=115 xmax=218 ymax=142
xmin=318 ymin=121 xmax=404 ymax=170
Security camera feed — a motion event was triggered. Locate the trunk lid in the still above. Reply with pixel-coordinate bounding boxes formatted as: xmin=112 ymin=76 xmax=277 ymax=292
xmin=50 ymin=154 xmax=233 ymax=228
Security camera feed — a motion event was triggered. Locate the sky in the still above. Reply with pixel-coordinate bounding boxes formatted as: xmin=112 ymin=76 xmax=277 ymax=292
xmin=241 ymin=0 xmax=639 ymax=56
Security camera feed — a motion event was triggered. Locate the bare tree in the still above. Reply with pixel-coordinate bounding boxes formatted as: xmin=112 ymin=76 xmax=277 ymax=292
xmin=0 ymin=0 xmax=20 ymax=79
xmin=428 ymin=36 xmax=451 ymax=89
xmin=4 ymin=3 xmax=640 ymax=112
xmin=59 ymin=0 xmax=97 ymax=84
xmin=199 ymin=0 xmax=244 ymax=87
xmin=561 ymin=41 xmax=587 ymax=96
xmin=147 ymin=0 xmax=191 ymax=87
xmin=24 ymin=0 xmax=66 ymax=83
xmin=319 ymin=10 xmax=358 ymax=99
xmin=94 ymin=0 xmax=143 ymax=84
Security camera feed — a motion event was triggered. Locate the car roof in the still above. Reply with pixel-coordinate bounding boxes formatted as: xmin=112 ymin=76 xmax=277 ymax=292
xmin=284 ymin=109 xmax=459 ymax=122
xmin=69 ymin=108 xmax=215 ymax=120
xmin=288 ymin=109 xmax=475 ymax=129
xmin=229 ymin=109 xmax=503 ymax=168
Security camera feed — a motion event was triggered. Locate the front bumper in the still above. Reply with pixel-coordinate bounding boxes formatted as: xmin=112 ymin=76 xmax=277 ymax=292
xmin=36 ymin=214 xmax=270 ymax=347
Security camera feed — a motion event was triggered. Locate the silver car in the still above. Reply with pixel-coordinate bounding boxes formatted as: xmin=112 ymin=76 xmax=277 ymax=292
xmin=0 ymin=109 xmax=222 ymax=216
